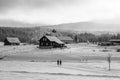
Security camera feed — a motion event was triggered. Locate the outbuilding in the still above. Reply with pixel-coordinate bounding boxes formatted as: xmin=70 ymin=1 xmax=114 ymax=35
xmin=58 ymin=36 xmax=73 ymax=44
xmin=4 ymin=37 xmax=21 ymax=45
xmin=98 ymin=42 xmax=112 ymax=46
xmin=109 ymin=39 xmax=120 ymax=45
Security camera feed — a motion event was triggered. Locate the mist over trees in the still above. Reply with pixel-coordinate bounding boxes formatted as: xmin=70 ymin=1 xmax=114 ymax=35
xmin=0 ymin=27 xmax=120 ymax=44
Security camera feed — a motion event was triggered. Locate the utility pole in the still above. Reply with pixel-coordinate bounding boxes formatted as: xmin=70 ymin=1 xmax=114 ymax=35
xmin=107 ymin=54 xmax=111 ymax=71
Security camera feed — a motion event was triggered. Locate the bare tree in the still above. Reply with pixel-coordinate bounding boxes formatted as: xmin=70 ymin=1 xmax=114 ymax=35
xmin=107 ymin=54 xmax=111 ymax=71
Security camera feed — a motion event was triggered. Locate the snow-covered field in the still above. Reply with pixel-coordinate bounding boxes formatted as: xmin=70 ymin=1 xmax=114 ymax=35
xmin=0 ymin=43 xmax=120 ymax=80
xmin=0 ymin=61 xmax=120 ymax=80
xmin=0 ymin=43 xmax=120 ymax=62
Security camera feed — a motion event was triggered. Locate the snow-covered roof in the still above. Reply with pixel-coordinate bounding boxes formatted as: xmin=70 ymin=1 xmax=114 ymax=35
xmin=109 ymin=39 xmax=120 ymax=42
xmin=58 ymin=36 xmax=73 ymax=41
xmin=6 ymin=37 xmax=20 ymax=43
xmin=45 ymin=36 xmax=64 ymax=44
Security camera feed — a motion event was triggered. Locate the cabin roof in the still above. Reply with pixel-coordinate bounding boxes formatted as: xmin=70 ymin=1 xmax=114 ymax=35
xmin=109 ymin=39 xmax=120 ymax=42
xmin=5 ymin=37 xmax=20 ymax=43
xmin=58 ymin=36 xmax=73 ymax=41
xmin=45 ymin=36 xmax=64 ymax=44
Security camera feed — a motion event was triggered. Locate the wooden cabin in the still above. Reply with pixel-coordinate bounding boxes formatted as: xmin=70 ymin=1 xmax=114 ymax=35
xmin=4 ymin=37 xmax=21 ymax=45
xmin=39 ymin=36 xmax=65 ymax=48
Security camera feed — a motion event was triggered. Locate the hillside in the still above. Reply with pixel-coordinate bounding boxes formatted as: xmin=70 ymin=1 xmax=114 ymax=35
xmin=0 ymin=20 xmax=44 ymax=27
xmin=0 ymin=20 xmax=120 ymax=32
xmin=0 ymin=20 xmax=120 ymax=44
xmin=50 ymin=22 xmax=120 ymax=33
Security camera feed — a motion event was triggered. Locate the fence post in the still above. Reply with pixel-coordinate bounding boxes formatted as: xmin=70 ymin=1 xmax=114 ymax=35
xmin=107 ymin=54 xmax=111 ymax=71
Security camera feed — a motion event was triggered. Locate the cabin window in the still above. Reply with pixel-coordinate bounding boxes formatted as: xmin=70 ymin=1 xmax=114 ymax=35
xmin=41 ymin=43 xmax=43 ymax=45
xmin=44 ymin=38 xmax=46 ymax=41
xmin=43 ymin=38 xmax=46 ymax=41
xmin=43 ymin=38 xmax=44 ymax=41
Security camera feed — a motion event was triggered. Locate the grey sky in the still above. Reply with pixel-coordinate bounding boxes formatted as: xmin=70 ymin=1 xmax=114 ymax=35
xmin=0 ymin=0 xmax=120 ymax=25
xmin=0 ymin=0 xmax=81 ymax=10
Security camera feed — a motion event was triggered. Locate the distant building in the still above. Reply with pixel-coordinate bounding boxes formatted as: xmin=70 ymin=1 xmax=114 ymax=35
xmin=39 ymin=35 xmax=65 ymax=48
xmin=98 ymin=42 xmax=112 ymax=46
xmin=98 ymin=39 xmax=120 ymax=46
xmin=58 ymin=36 xmax=73 ymax=44
xmin=109 ymin=39 xmax=120 ymax=45
xmin=4 ymin=37 xmax=21 ymax=45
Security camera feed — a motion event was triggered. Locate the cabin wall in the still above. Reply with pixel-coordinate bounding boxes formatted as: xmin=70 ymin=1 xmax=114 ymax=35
xmin=39 ymin=36 xmax=53 ymax=48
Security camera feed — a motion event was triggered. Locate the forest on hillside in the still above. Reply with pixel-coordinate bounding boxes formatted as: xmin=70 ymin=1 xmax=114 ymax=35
xmin=0 ymin=27 xmax=120 ymax=44
xmin=0 ymin=27 xmax=41 ymax=44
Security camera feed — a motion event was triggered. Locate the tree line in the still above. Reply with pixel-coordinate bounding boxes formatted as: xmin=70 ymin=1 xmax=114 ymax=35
xmin=74 ymin=33 xmax=120 ymax=43
xmin=0 ymin=27 xmax=120 ymax=44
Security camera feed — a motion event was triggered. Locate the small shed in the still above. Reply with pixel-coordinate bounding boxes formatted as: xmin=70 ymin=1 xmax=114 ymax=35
xmin=98 ymin=42 xmax=112 ymax=46
xmin=39 ymin=35 xmax=65 ymax=48
xmin=4 ymin=37 xmax=21 ymax=45
xmin=109 ymin=39 xmax=120 ymax=45
xmin=58 ymin=36 xmax=73 ymax=44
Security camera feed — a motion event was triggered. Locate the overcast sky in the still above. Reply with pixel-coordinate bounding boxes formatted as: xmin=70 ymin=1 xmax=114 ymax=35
xmin=0 ymin=0 xmax=120 ymax=25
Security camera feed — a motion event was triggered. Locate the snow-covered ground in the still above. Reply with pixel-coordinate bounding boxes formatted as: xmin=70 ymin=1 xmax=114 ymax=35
xmin=0 ymin=43 xmax=120 ymax=80
xmin=0 ymin=44 xmax=120 ymax=62
xmin=0 ymin=61 xmax=120 ymax=80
